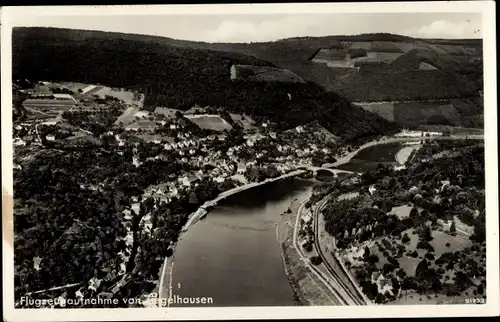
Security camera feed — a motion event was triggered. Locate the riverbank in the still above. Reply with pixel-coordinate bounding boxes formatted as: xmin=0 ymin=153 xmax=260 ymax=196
xmin=157 ymin=169 xmax=307 ymax=303
xmin=324 ymin=134 xmax=484 ymax=169
xmin=276 ymin=196 xmax=339 ymax=306
xmin=395 ymin=145 xmax=421 ymax=165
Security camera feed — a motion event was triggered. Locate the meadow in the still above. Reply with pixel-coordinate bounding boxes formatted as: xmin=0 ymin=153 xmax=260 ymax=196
xmin=185 ymin=115 xmax=233 ymax=132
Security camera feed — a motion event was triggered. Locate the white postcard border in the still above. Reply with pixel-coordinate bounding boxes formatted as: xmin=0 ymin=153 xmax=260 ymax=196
xmin=2 ymin=2 xmax=498 ymax=321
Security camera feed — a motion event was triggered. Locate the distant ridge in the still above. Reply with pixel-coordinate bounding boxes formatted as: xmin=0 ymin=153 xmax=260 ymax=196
xmin=13 ymin=27 xmax=400 ymax=143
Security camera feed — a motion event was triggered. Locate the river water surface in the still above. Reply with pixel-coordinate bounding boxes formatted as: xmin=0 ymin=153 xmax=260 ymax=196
xmin=171 ymin=178 xmax=314 ymax=306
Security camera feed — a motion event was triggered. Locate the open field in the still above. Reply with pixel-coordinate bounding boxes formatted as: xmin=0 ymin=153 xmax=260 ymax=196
xmin=312 ymin=51 xmax=403 ymax=69
xmin=94 ymin=87 xmax=138 ymax=106
xmin=353 ymin=99 xmax=482 ymax=128
xmin=430 ymin=230 xmax=472 ymax=258
xmin=230 ymin=64 xmax=305 ymax=83
xmin=185 ymin=114 xmax=232 ymax=132
xmin=388 ymin=205 xmax=412 ymax=219
xmin=353 ymin=102 xmax=395 ymax=122
xmin=59 ymin=82 xmax=90 ymax=92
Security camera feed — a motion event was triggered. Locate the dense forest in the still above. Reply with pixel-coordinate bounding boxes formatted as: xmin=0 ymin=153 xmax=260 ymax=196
xmin=13 ymin=29 xmax=399 ymax=142
xmin=13 ymin=139 xmax=238 ymax=304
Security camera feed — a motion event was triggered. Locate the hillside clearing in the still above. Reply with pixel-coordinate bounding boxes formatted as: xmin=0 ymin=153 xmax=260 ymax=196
xmin=185 ymin=114 xmax=232 ymax=132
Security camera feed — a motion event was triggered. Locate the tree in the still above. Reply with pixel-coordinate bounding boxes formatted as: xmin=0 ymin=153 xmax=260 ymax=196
xmin=415 ymin=259 xmax=429 ymax=279
xmin=450 ymin=220 xmax=456 ymax=233
xmin=375 ymin=293 xmax=385 ymax=304
xmin=363 ymin=246 xmax=371 ymax=259
xmin=402 ymin=233 xmax=411 ymax=244
xmin=410 ymin=207 xmax=419 ymax=219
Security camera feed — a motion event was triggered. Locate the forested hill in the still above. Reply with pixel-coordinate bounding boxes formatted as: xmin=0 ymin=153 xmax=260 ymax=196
xmin=12 ymin=27 xmax=399 ymax=142
xmin=14 ymin=28 xmax=482 ymax=101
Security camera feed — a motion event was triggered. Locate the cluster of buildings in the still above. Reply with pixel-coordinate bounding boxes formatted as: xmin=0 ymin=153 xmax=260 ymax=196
xmin=395 ymin=129 xmax=443 ymax=138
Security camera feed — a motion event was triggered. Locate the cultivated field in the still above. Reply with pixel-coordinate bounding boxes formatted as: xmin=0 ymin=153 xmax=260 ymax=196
xmin=312 ymin=51 xmax=403 ymax=69
xmin=57 ymin=82 xmax=142 ymax=107
xmin=185 ymin=114 xmax=233 ymax=132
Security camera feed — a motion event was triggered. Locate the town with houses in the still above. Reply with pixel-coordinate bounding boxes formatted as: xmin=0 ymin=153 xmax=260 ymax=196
xmin=13 ymin=79 xmax=484 ymax=309
xmin=12 ymin=80 xmax=350 ymax=304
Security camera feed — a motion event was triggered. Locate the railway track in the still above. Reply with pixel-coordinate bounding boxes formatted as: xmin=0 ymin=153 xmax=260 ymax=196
xmin=312 ymin=197 xmax=367 ymax=305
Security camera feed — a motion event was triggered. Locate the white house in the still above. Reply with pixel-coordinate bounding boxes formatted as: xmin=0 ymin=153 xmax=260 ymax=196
xmin=46 ymin=134 xmax=55 ymax=141
xmin=75 ymin=289 xmax=84 ymax=299
xmin=371 ymin=272 xmax=394 ymax=296
xmin=170 ymin=124 xmax=177 ymax=130
xmin=369 ymin=186 xmax=377 ymax=196
xmin=33 ymin=256 xmax=42 ymax=271
xmin=213 ymin=176 xmax=225 ymax=183
xmin=237 ymin=162 xmax=247 ymax=174
xmin=132 ymin=156 xmax=142 ymax=168
xmin=302 ymin=213 xmax=312 ymax=224
xmin=88 ymin=278 xmax=102 ymax=292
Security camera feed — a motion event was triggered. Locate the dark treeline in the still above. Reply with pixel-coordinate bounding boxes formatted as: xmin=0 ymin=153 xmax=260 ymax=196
xmin=13 ymin=32 xmax=398 ymax=142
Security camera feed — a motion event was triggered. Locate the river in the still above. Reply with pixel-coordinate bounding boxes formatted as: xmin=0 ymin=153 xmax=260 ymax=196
xmin=169 ymin=142 xmax=411 ymax=307
xmin=334 ymin=142 xmax=404 ymax=173
xmin=170 ymin=177 xmax=314 ymax=307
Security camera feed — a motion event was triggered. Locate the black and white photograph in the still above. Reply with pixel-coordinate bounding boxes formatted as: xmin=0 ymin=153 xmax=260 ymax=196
xmin=2 ymin=2 xmax=498 ymax=321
